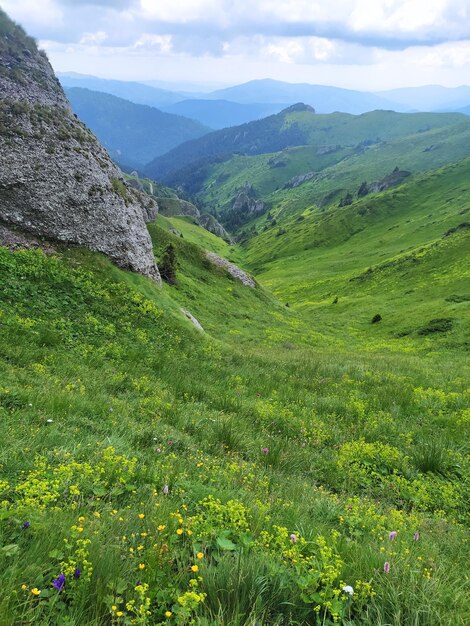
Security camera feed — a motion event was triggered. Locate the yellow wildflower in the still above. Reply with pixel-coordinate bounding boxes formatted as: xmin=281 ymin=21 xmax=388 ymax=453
xmin=31 ymin=588 xmax=41 ymax=596
xmin=21 ymin=584 xmax=27 ymax=590
xmin=165 ymin=611 xmax=172 ymax=617
xmin=191 ymin=565 xmax=199 ymax=572
xmin=138 ymin=513 xmax=145 ymax=519
xmin=138 ymin=563 xmax=145 ymax=570
xmin=197 ymin=552 xmax=204 ymax=559
xmin=176 ymin=528 xmax=183 ymax=535
xmin=158 ymin=524 xmax=166 ymax=531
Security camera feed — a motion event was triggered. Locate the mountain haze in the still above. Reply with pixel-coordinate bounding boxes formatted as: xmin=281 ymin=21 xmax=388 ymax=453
xmin=58 ymin=72 xmax=184 ymax=108
xmin=208 ymin=79 xmax=407 ymax=113
xmin=66 ymin=87 xmax=210 ymax=168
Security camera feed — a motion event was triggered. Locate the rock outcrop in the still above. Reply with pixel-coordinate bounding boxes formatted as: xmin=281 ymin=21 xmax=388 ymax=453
xmin=0 ymin=9 xmax=160 ymax=281
xmin=205 ymin=252 xmax=256 ymax=288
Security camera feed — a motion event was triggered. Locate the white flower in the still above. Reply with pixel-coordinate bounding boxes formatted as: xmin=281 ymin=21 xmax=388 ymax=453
xmin=46 ymin=419 xmax=53 ymax=423
xmin=342 ymin=585 xmax=354 ymax=596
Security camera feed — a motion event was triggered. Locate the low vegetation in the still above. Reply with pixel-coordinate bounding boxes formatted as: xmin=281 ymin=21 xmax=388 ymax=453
xmin=0 ymin=200 xmax=469 ymax=624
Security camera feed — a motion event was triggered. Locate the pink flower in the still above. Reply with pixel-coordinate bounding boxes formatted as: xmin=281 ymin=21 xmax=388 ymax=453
xmin=388 ymin=531 xmax=397 ymax=541
xmin=263 ymin=448 xmax=269 ymax=454
xmin=413 ymin=532 xmax=420 ymax=541
xmin=384 ymin=561 xmax=390 ymax=574
xmin=290 ymin=534 xmax=297 ymax=543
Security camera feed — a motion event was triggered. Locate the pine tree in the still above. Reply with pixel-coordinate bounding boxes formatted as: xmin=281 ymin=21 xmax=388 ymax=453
xmin=159 ymin=243 xmax=177 ymax=285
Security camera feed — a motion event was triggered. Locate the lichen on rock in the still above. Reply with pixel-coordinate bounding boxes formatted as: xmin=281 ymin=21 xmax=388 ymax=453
xmin=0 ymin=8 xmax=160 ymax=282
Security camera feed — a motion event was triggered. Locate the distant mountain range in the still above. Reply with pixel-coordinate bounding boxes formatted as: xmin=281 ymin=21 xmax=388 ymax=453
xmin=60 ymin=74 xmax=470 ymax=170
xmin=377 ymin=85 xmax=470 ymax=112
xmin=205 ymin=79 xmax=410 ymax=113
xmin=59 ymin=73 xmax=184 ymax=108
xmin=65 ymin=87 xmax=210 ymax=168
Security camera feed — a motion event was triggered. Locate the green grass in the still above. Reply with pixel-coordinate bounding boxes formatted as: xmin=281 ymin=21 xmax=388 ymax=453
xmin=0 ymin=154 xmax=469 ymax=625
xmin=199 ymin=120 xmax=470 ymax=225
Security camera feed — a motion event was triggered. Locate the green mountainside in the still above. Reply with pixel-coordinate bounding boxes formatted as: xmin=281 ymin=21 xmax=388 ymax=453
xmin=1 ymin=176 xmax=469 ymax=623
xmin=65 ymin=87 xmax=210 ymax=168
xmin=145 ymin=107 xmax=468 ymax=186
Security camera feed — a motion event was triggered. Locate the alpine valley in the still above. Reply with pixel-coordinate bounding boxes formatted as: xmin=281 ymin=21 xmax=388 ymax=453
xmin=0 ymin=7 xmax=469 ymax=626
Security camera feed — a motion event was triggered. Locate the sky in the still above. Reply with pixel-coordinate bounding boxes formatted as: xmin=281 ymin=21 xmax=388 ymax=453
xmin=2 ymin=0 xmax=470 ymax=91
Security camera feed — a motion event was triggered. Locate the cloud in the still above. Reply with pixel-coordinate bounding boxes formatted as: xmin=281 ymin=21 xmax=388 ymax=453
xmin=5 ymin=0 xmax=470 ymax=50
xmin=59 ymin=0 xmax=136 ymax=7
xmin=3 ymin=0 xmax=470 ymax=89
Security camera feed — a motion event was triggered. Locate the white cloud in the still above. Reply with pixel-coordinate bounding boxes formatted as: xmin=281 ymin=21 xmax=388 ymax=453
xmin=80 ymin=31 xmax=108 ymax=45
xmin=2 ymin=0 xmax=63 ymax=26
xmin=140 ymin=0 xmax=225 ymax=23
xmin=3 ymin=0 xmax=470 ymax=89
xmin=134 ymin=34 xmax=173 ymax=54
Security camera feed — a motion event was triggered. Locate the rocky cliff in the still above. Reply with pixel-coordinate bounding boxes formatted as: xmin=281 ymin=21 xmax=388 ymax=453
xmin=0 ymin=9 xmax=160 ymax=281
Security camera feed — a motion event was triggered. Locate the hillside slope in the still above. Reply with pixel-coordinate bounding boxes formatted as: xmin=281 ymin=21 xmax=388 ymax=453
xmin=66 ymin=88 xmax=211 ymax=168
xmin=0 ymin=203 xmax=469 ymax=624
xmin=146 ymin=106 xmax=468 ymax=187
xmin=242 ymin=157 xmax=470 ymax=351
xmin=197 ymin=117 xmax=470 ymax=230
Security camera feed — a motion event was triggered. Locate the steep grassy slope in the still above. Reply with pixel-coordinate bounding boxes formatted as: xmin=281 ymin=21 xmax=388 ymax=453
xmin=192 ymin=121 xmax=470 ymax=235
xmin=241 ymin=158 xmax=470 ymax=351
xmin=66 ymin=88 xmax=210 ymax=168
xmin=0 ymin=207 xmax=469 ymax=625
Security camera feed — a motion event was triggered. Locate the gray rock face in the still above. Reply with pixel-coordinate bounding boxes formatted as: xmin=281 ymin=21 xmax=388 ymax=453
xmin=180 ymin=308 xmax=204 ymax=332
xmin=283 ymin=171 xmax=317 ymax=189
xmin=205 ymin=252 xmax=256 ymax=288
xmin=197 ymin=214 xmax=232 ymax=242
xmin=0 ymin=9 xmax=160 ymax=281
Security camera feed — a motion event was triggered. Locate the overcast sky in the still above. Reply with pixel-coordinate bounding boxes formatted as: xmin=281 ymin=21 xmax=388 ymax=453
xmin=3 ymin=0 xmax=470 ymax=90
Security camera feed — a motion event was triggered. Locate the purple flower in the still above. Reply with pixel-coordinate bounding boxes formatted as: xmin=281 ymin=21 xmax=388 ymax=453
xmin=290 ymin=534 xmax=297 ymax=543
xmin=53 ymin=574 xmax=65 ymax=591
xmin=388 ymin=531 xmax=397 ymax=541
xmin=22 ymin=521 xmax=30 ymax=529
xmin=163 ymin=484 xmax=169 ymax=495
xmin=74 ymin=568 xmax=81 ymax=579
xmin=383 ymin=562 xmax=390 ymax=574
xmin=413 ymin=532 xmax=420 ymax=541
xmin=263 ymin=448 xmax=269 ymax=454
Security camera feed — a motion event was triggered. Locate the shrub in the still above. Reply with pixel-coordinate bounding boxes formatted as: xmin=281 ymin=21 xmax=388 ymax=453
xmin=159 ymin=243 xmax=177 ymax=285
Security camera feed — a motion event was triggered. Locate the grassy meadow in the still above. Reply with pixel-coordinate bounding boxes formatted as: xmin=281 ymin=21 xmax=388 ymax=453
xmin=1 ymin=180 xmax=469 ymax=625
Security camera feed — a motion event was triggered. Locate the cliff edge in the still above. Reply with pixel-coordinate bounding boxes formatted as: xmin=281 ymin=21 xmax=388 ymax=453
xmin=0 ymin=9 xmax=160 ymax=281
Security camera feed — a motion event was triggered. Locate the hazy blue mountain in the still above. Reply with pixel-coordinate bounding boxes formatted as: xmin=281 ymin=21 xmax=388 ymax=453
xmin=66 ymin=87 xmax=211 ymax=168
xmin=59 ymin=73 xmax=184 ymax=108
xmin=206 ymin=79 xmax=407 ymax=113
xmin=162 ymin=99 xmax=288 ymax=129
xmin=458 ymin=105 xmax=470 ymax=115
xmin=377 ymin=85 xmax=470 ymax=112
